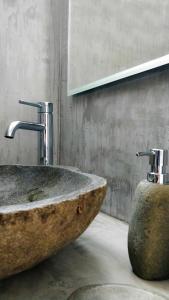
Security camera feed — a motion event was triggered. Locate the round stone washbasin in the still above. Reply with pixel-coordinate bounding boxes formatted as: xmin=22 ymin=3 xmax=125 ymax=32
xmin=0 ymin=165 xmax=106 ymax=279
xmin=68 ymin=284 xmax=168 ymax=300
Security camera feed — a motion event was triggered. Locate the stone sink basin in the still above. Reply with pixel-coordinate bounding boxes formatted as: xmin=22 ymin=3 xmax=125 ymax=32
xmin=0 ymin=165 xmax=106 ymax=279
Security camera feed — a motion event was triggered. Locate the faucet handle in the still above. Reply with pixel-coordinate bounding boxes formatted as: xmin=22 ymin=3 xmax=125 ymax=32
xmin=19 ymin=100 xmax=42 ymax=109
xmin=19 ymin=100 xmax=53 ymax=113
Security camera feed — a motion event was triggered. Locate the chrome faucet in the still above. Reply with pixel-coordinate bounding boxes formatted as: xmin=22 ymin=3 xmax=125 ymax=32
xmin=5 ymin=100 xmax=53 ymax=165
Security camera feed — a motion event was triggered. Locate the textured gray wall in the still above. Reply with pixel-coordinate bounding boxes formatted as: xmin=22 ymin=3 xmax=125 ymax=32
xmin=59 ymin=1 xmax=169 ymax=222
xmin=0 ymin=0 xmax=60 ymax=165
xmin=68 ymin=0 xmax=169 ymax=91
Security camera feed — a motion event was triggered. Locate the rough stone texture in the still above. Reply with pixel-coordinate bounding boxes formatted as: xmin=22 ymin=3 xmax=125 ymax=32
xmin=128 ymin=180 xmax=169 ymax=280
xmin=0 ymin=213 xmax=169 ymax=300
xmin=0 ymin=165 xmax=91 ymax=206
xmin=0 ymin=165 xmax=106 ymax=279
xmin=68 ymin=284 xmax=167 ymax=300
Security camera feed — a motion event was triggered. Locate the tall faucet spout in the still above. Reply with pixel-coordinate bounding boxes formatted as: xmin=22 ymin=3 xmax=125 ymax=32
xmin=5 ymin=121 xmax=45 ymax=138
xmin=5 ymin=100 xmax=53 ymax=165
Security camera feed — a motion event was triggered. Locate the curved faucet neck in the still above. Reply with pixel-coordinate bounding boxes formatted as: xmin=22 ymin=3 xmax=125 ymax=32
xmin=5 ymin=121 xmax=45 ymax=139
xmin=5 ymin=101 xmax=53 ymax=166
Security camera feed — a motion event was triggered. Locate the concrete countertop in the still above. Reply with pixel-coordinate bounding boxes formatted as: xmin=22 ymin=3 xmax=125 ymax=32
xmin=0 ymin=213 xmax=169 ymax=299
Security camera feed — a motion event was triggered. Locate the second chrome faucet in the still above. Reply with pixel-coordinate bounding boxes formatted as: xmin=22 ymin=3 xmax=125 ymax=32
xmin=5 ymin=100 xmax=53 ymax=166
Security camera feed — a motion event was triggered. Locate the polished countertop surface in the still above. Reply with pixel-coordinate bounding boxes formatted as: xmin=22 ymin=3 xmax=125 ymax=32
xmin=0 ymin=213 xmax=169 ymax=299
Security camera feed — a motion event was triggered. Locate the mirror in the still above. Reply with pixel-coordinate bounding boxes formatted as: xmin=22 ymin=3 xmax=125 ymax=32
xmin=68 ymin=0 xmax=169 ymax=96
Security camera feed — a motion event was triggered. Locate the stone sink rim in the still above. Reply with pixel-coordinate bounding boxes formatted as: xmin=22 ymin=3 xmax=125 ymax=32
xmin=0 ymin=164 xmax=107 ymax=214
xmin=68 ymin=283 xmax=168 ymax=300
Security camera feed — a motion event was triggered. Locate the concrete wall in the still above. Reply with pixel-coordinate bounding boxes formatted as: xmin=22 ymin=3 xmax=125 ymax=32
xmin=59 ymin=1 xmax=169 ymax=222
xmin=0 ymin=0 xmax=60 ymax=165
xmin=68 ymin=0 xmax=169 ymax=92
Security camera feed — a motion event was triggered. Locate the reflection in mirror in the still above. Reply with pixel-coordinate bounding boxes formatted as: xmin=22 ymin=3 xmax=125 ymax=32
xmin=68 ymin=0 xmax=169 ymax=96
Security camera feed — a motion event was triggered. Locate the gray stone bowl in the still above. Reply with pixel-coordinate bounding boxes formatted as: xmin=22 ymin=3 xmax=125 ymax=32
xmin=68 ymin=284 xmax=168 ymax=300
xmin=0 ymin=165 xmax=107 ymax=279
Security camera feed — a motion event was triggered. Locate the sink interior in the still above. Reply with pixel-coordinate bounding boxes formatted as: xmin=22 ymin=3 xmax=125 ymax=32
xmin=0 ymin=165 xmax=90 ymax=206
xmin=68 ymin=284 xmax=168 ymax=300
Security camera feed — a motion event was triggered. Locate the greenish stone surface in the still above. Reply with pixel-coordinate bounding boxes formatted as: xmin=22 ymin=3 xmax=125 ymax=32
xmin=0 ymin=165 xmax=107 ymax=279
xmin=128 ymin=180 xmax=169 ymax=280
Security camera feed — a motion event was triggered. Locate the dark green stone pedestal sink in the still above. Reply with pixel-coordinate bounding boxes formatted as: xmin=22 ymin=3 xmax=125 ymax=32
xmin=0 ymin=165 xmax=106 ymax=279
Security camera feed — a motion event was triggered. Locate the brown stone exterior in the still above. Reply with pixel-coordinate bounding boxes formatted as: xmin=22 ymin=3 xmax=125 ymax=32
xmin=0 ymin=186 xmax=106 ymax=279
xmin=128 ymin=180 xmax=169 ymax=280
